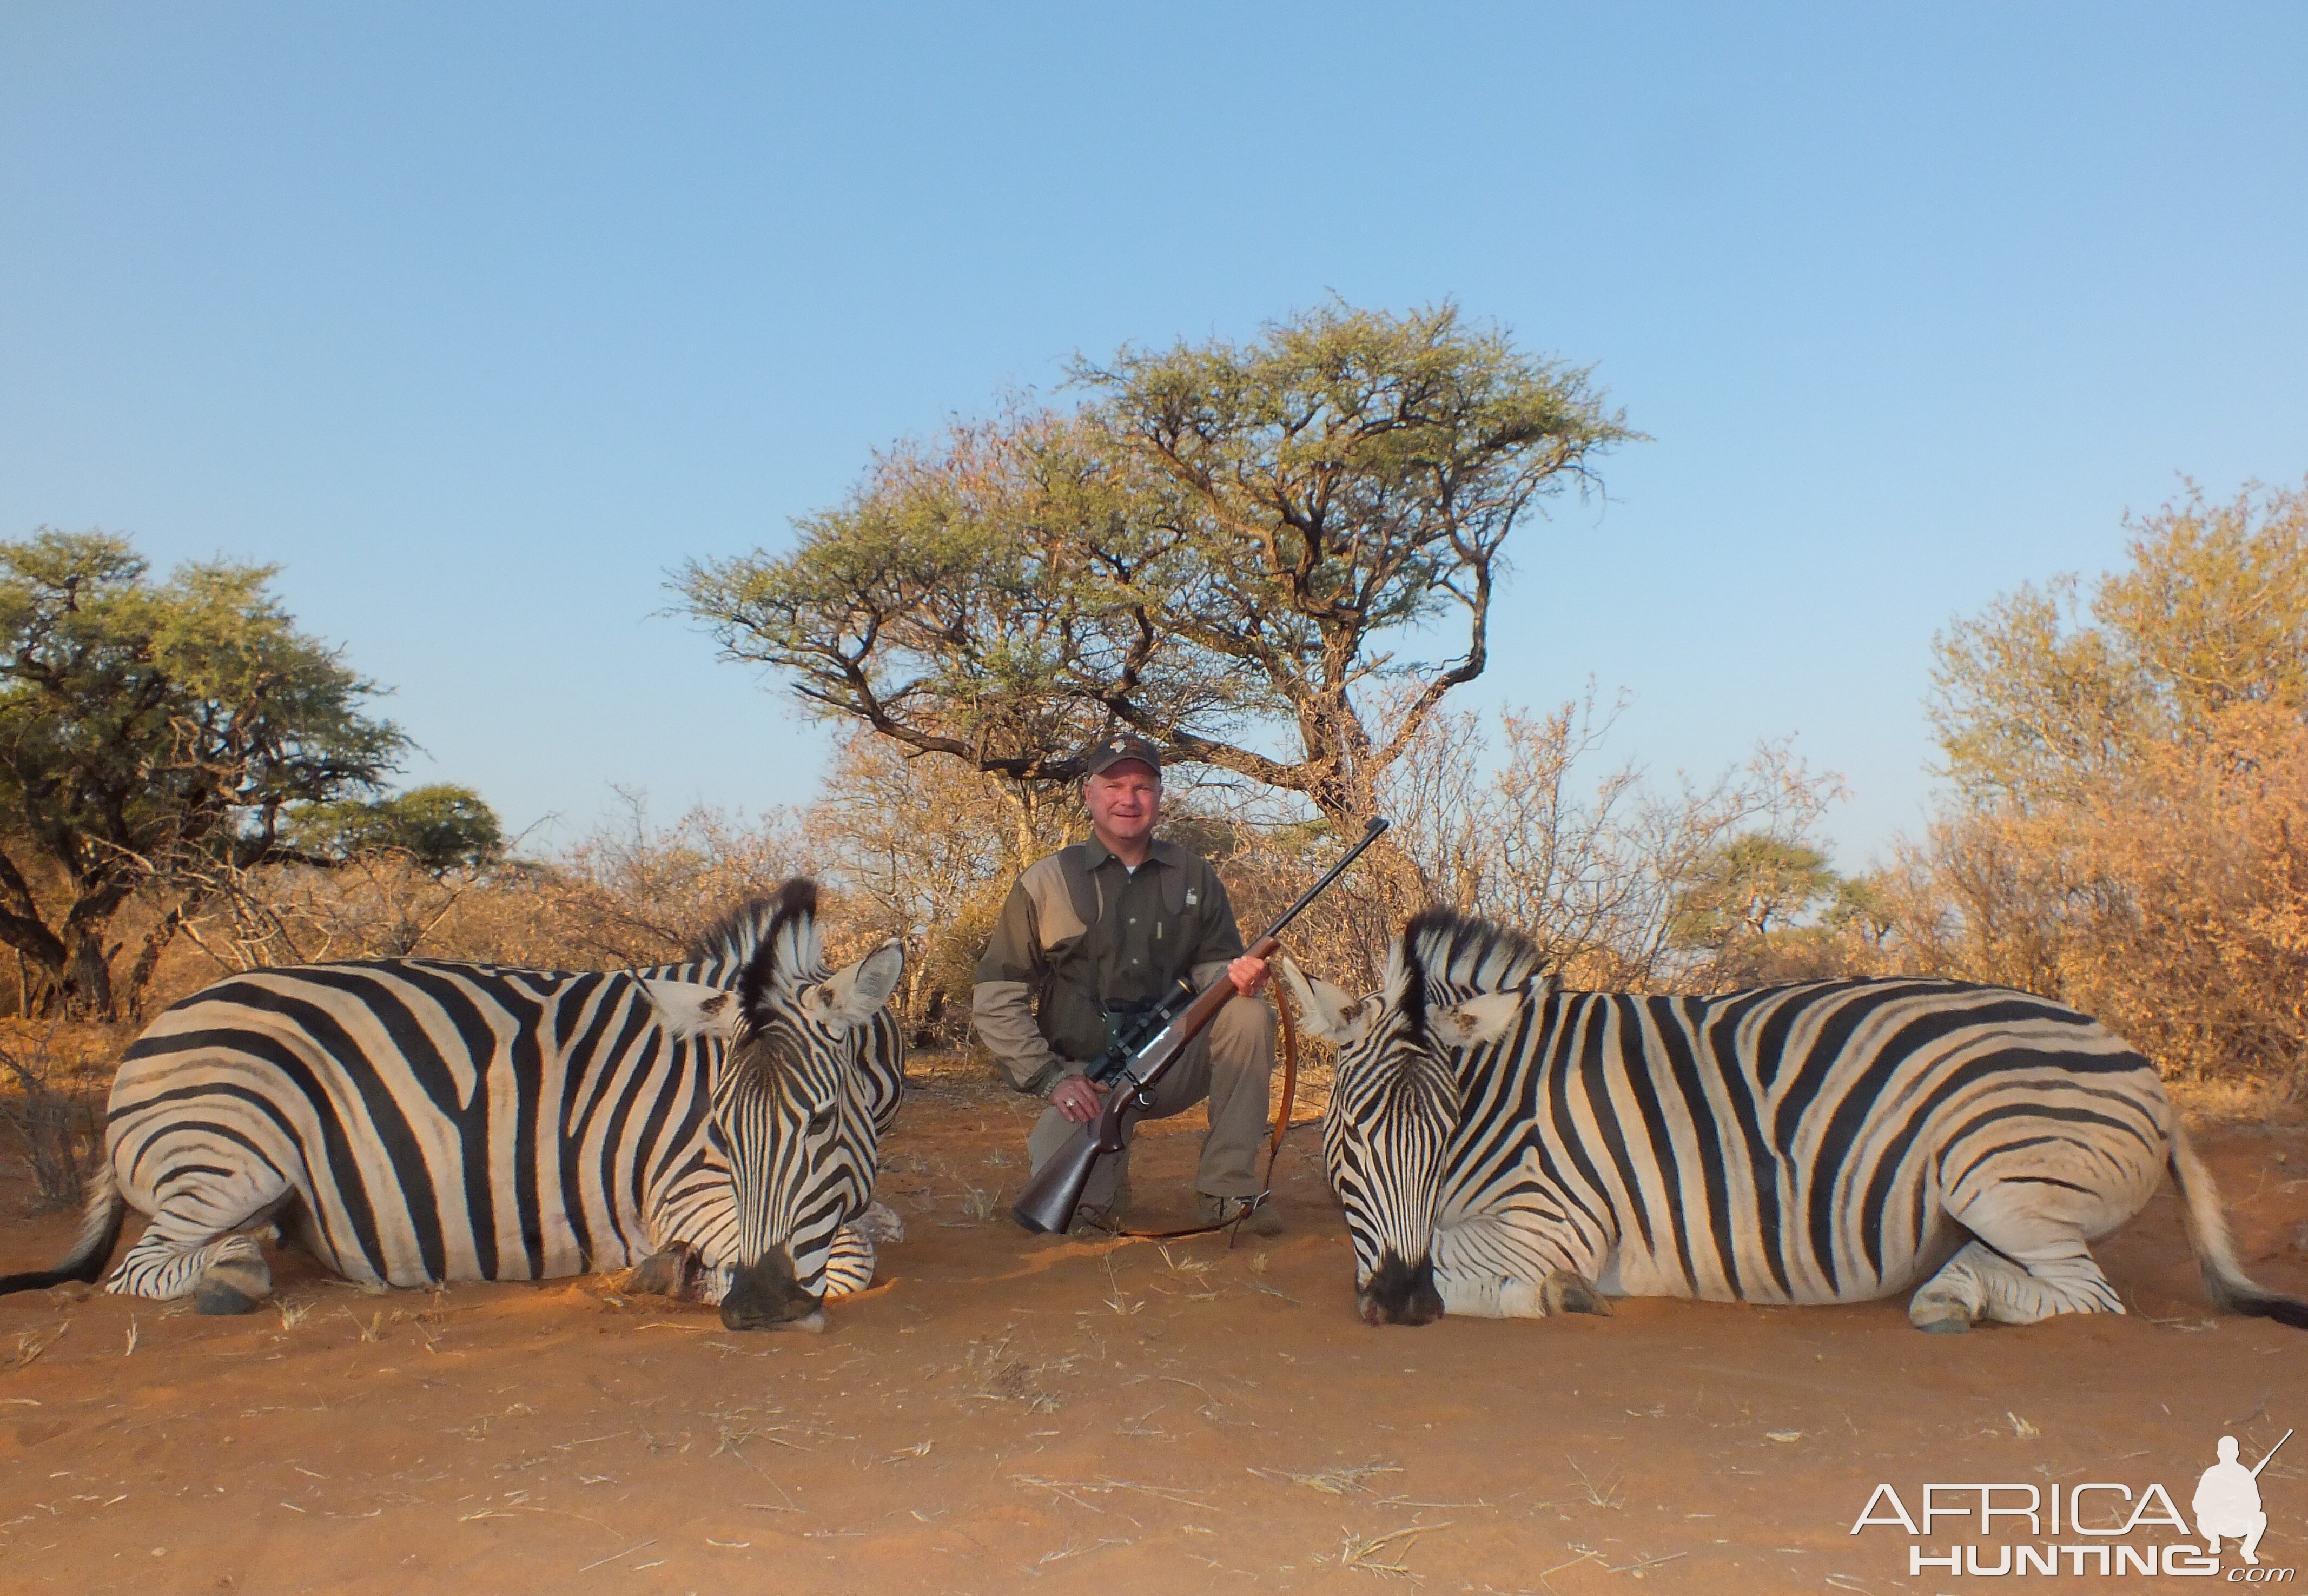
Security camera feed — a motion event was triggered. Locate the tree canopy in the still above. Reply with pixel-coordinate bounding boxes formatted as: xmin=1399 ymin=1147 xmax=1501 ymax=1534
xmin=684 ymin=302 xmax=1635 ymax=824
xmin=1930 ymin=480 xmax=2308 ymax=806
xmin=0 ymin=530 xmax=407 ymax=1016
xmin=1916 ymin=477 xmax=2308 ymax=1080
xmin=1665 ymin=834 xmax=1841 ymax=951
xmin=289 ymin=784 xmax=506 ymax=873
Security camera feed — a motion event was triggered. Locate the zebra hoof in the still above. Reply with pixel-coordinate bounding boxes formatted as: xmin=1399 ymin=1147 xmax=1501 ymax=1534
xmin=195 ymin=1283 xmax=257 ymax=1315
xmin=1541 ymin=1270 xmax=1612 ymax=1317
xmin=627 ymin=1250 xmax=697 ymax=1299
xmin=194 ymin=1256 xmax=273 ymax=1315
xmin=1909 ymin=1295 xmax=1975 ymax=1334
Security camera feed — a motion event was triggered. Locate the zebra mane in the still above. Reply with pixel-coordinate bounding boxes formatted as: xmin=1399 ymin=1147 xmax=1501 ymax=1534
xmin=1391 ymin=907 xmax=1549 ymax=1037
xmin=702 ymin=880 xmax=825 ymax=1015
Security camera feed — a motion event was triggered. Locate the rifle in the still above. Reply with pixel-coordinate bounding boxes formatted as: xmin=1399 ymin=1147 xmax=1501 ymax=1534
xmin=1010 ymin=816 xmax=1391 ymax=1235
xmin=1082 ymin=981 xmax=1197 ymax=1088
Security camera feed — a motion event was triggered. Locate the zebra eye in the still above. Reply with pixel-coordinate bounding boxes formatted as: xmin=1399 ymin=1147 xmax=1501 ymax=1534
xmin=808 ymin=1106 xmax=837 ymax=1133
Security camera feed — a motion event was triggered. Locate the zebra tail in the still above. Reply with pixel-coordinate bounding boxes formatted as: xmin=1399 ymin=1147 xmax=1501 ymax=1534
xmin=2168 ymin=1121 xmax=2308 ymax=1330
xmin=0 ymin=1163 xmax=124 ymax=1295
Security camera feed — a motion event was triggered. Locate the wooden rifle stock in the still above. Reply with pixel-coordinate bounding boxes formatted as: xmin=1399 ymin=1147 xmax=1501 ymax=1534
xmin=1009 ymin=818 xmax=1388 ymax=1236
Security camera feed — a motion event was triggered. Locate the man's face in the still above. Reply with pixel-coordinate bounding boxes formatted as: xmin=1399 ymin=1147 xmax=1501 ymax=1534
xmin=1084 ymin=761 xmax=1161 ymax=850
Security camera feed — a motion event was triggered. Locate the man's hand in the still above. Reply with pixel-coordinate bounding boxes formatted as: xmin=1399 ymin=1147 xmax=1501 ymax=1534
xmin=1049 ymin=1072 xmax=1108 ymax=1123
xmin=1228 ymin=954 xmax=1271 ymax=998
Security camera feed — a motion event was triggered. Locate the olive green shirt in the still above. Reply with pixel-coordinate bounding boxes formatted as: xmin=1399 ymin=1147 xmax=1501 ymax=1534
xmin=971 ymin=836 xmax=1245 ymax=1095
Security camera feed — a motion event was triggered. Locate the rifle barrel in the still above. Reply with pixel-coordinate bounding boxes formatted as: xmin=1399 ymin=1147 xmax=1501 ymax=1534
xmin=1251 ymin=817 xmax=1389 ymax=946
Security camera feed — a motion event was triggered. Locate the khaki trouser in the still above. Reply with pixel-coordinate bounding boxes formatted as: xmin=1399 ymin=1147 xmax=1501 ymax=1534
xmin=1026 ymin=991 xmax=1276 ymax=1209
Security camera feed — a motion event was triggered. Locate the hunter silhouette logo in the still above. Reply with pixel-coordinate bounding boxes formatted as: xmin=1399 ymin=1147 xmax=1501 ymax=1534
xmin=1849 ymin=1426 xmax=2294 ymax=1579
xmin=2197 ymin=1430 xmax=2288 ymax=1567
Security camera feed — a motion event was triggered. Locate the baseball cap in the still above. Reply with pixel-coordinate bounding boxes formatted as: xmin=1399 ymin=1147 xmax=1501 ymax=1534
xmin=1082 ymin=731 xmax=1163 ymax=777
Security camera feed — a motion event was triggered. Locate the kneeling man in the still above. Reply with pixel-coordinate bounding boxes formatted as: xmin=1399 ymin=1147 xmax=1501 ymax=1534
xmin=973 ymin=733 xmax=1278 ymax=1235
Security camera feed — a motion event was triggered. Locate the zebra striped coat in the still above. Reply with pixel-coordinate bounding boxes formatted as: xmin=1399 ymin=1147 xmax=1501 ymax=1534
xmin=1282 ymin=909 xmax=2308 ymax=1334
xmin=0 ymin=882 xmax=905 ymax=1332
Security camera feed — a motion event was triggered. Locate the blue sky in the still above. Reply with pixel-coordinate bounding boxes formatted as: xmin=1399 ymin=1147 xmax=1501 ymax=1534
xmin=4 ymin=5 xmax=2303 ymax=867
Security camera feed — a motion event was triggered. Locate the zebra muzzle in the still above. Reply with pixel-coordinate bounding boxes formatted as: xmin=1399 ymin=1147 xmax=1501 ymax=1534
xmin=719 ymin=1248 xmax=825 ymax=1332
xmin=1359 ymin=1250 xmax=1444 ymax=1327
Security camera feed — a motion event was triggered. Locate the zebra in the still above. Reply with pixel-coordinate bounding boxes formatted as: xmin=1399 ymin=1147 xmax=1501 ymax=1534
xmin=625 ymin=901 xmax=911 ymax=1303
xmin=1280 ymin=907 xmax=2308 ymax=1334
xmin=0 ymin=880 xmax=903 ymax=1333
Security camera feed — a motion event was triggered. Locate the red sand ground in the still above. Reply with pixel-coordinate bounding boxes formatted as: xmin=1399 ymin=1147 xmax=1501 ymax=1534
xmin=4 ymin=1058 xmax=2306 ymax=1595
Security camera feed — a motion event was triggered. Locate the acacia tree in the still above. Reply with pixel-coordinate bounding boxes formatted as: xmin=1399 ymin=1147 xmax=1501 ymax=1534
xmin=1665 ymin=835 xmax=1841 ymax=952
xmin=684 ymin=302 xmax=1635 ymax=827
xmin=0 ymin=531 xmax=405 ymax=1017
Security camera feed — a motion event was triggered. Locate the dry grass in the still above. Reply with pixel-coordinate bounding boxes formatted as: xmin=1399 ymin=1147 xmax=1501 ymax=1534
xmin=1249 ymin=1460 xmax=1402 ymax=1496
xmin=1323 ymin=1521 xmax=1451 ymax=1578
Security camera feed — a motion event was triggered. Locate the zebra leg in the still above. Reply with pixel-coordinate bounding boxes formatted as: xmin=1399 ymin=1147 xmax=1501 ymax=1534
xmin=1540 ymin=1270 xmax=1613 ymax=1316
xmin=1431 ymin=1213 xmax=1604 ymax=1319
xmin=1908 ymin=1237 xmax=2124 ymax=1333
xmin=822 ymin=1223 xmax=880 ymax=1299
xmin=1910 ymin=1125 xmax=2158 ymax=1332
xmin=105 ymin=1165 xmax=290 ymax=1311
xmin=851 ymin=1201 xmax=904 ymax=1246
xmin=108 ymin=1228 xmax=273 ymax=1313
xmin=191 ymin=1235 xmax=274 ymax=1315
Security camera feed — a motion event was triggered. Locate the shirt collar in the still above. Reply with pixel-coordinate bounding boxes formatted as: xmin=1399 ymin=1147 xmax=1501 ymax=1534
xmin=1083 ymin=835 xmax=1184 ymax=872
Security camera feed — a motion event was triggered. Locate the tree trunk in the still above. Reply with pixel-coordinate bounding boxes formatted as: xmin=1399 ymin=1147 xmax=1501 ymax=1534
xmin=64 ymin=930 xmax=115 ymax=1021
xmin=118 ymin=904 xmax=188 ymax=1022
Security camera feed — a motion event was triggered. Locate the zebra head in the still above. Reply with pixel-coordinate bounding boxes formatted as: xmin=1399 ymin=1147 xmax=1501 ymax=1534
xmin=1282 ymin=909 xmax=1547 ymax=1327
xmin=712 ymin=881 xmax=904 ymax=1332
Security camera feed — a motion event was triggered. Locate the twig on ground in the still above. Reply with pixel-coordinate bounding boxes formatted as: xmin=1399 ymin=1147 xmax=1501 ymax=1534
xmin=1327 ymin=1522 xmax=1452 ymax=1578
xmin=576 ymin=1539 xmax=657 ymax=1573
xmin=1248 ymin=1461 xmax=1401 ymax=1496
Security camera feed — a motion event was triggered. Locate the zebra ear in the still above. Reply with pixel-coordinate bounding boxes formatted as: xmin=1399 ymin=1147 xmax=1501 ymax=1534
xmin=1430 ymin=988 xmax=1527 ymax=1048
xmin=643 ymin=980 xmax=740 ymax=1042
xmin=811 ymin=939 xmax=905 ymax=1028
xmin=1278 ymin=957 xmax=1378 ymax=1045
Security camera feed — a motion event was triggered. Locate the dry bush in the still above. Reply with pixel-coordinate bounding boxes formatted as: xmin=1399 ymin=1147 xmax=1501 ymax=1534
xmin=1896 ymin=478 xmax=2308 ymax=1088
xmin=107 ymin=694 xmax=1846 ymax=1096
xmin=158 ymin=797 xmax=821 ymax=984
xmin=470 ymin=797 xmax=814 ymax=969
xmin=167 ymin=850 xmax=490 ymax=972
xmin=805 ymin=733 xmax=1080 ymax=1044
xmin=1916 ymin=708 xmax=2308 ymax=1087
xmin=0 ymin=1021 xmax=120 ymax=1211
xmin=1210 ymin=690 xmax=1843 ymax=997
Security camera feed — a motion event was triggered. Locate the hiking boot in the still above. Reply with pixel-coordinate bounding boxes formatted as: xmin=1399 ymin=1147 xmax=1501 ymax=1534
xmin=1196 ymin=1191 xmax=1283 ymax=1237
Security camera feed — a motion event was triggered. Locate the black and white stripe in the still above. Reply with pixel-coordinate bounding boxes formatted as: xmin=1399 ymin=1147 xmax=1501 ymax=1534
xmin=1 ymin=881 xmax=905 ymax=1332
xmin=1284 ymin=908 xmax=2308 ymax=1333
